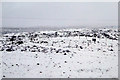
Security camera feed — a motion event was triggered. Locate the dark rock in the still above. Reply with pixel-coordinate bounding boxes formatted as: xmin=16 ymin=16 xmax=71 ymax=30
xmin=10 ymin=36 xmax=16 ymax=41
xmin=110 ymin=49 xmax=113 ymax=51
xmin=6 ymin=48 xmax=14 ymax=52
xmin=63 ymin=72 xmax=65 ymax=74
xmin=80 ymin=46 xmax=83 ymax=49
xmin=93 ymin=34 xmax=97 ymax=37
xmin=17 ymin=41 xmax=23 ymax=45
xmin=3 ymin=75 xmax=5 ymax=77
xmin=40 ymin=71 xmax=42 ymax=73
xmin=33 ymin=45 xmax=37 ymax=47
xmin=41 ymin=41 xmax=48 ymax=43
xmin=64 ymin=53 xmax=67 ymax=55
xmin=56 ymin=49 xmax=62 ymax=53
xmin=66 ymin=50 xmax=70 ymax=52
xmin=37 ymin=63 xmax=39 ymax=65
xmin=31 ymin=50 xmax=36 ymax=52
xmin=92 ymin=38 xmax=96 ymax=43
xmin=16 ymin=64 xmax=19 ymax=67
xmin=65 ymin=61 xmax=67 ymax=63
xmin=54 ymin=32 xmax=58 ymax=37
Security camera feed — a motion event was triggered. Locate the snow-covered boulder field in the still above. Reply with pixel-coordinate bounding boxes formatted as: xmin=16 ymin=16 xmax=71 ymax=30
xmin=0 ymin=43 xmax=2 ymax=80
xmin=0 ymin=28 xmax=118 ymax=78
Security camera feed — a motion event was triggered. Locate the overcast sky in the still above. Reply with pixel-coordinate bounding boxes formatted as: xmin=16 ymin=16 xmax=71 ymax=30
xmin=2 ymin=2 xmax=118 ymax=28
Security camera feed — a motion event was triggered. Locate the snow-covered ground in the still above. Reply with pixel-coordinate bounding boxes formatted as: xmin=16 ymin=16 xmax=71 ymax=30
xmin=0 ymin=51 xmax=2 ymax=79
xmin=0 ymin=28 xmax=118 ymax=78
xmin=0 ymin=36 xmax=2 ymax=79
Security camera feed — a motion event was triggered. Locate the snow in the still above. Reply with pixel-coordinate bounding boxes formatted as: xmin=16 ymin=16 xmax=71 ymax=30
xmin=1 ymin=28 xmax=118 ymax=78
xmin=0 ymin=37 xmax=2 ymax=79
xmin=0 ymin=52 xmax=2 ymax=79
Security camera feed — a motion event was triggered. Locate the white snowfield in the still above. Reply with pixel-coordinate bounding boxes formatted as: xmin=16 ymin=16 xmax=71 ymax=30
xmin=0 ymin=28 xmax=118 ymax=78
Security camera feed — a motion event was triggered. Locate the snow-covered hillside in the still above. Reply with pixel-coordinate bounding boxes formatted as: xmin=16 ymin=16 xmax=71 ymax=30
xmin=0 ymin=28 xmax=118 ymax=78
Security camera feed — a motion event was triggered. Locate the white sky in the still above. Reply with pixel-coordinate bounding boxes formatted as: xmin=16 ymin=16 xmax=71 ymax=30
xmin=2 ymin=2 xmax=118 ymax=27
xmin=1 ymin=0 xmax=119 ymax=2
